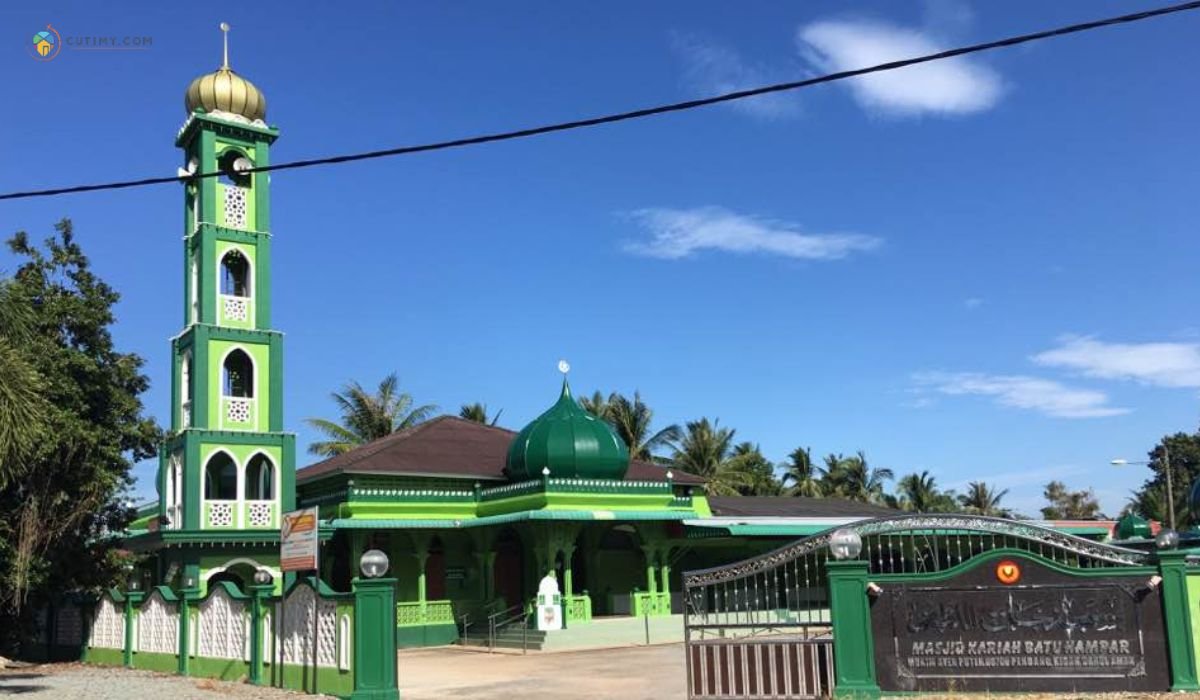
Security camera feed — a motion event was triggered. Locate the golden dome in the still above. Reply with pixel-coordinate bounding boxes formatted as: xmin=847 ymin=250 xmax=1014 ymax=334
xmin=185 ymin=66 xmax=267 ymax=122
xmin=184 ymin=24 xmax=266 ymax=122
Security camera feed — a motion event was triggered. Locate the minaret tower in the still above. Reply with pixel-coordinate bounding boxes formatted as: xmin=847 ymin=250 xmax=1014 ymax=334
xmin=158 ymin=24 xmax=295 ymax=555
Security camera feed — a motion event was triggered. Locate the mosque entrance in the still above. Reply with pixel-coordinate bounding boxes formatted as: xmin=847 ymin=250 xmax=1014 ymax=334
xmin=492 ymin=527 xmax=524 ymax=608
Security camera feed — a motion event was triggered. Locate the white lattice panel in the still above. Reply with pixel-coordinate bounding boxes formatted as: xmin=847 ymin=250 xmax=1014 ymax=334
xmin=198 ymin=587 xmax=247 ymax=660
xmin=225 ymin=397 xmax=252 ymax=425
xmin=247 ymin=501 xmax=273 ymax=527
xmin=208 ymin=501 xmax=234 ymax=527
xmin=137 ymin=593 xmax=179 ymax=655
xmin=223 ymin=296 xmax=249 ymax=322
xmin=278 ymin=585 xmax=337 ymax=667
xmin=89 ymin=597 xmax=124 ymax=649
xmin=224 ymin=186 xmax=247 ymax=229
xmin=55 ymin=604 xmax=82 ymax=645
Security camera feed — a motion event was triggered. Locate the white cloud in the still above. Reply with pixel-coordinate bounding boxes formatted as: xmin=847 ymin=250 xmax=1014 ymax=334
xmin=624 ymin=207 xmax=881 ymax=261
xmin=1032 ymin=335 xmax=1200 ymax=389
xmin=797 ymin=20 xmax=1003 ymax=116
xmin=912 ymin=371 xmax=1128 ymax=419
xmin=671 ymin=33 xmax=800 ymax=119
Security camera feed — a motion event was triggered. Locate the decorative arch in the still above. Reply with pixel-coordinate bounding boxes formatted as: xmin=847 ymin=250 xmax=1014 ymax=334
xmin=219 ymin=247 xmax=252 ymax=297
xmin=203 ymin=556 xmax=278 ymax=584
xmin=204 ymin=450 xmax=238 ymax=501
xmin=221 ymin=347 xmax=255 ymax=398
xmin=244 ymin=451 xmax=276 ymax=501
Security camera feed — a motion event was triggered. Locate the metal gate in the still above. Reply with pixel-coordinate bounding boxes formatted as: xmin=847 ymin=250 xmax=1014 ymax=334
xmin=683 ymin=515 xmax=1153 ymax=699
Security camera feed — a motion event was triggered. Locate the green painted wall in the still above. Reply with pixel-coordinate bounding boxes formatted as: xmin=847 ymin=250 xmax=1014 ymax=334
xmin=1187 ymin=572 xmax=1200 ymax=681
xmin=395 ymin=623 xmax=457 ymax=648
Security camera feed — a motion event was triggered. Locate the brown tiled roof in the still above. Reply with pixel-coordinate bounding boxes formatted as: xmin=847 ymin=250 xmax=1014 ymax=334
xmin=296 ymin=415 xmax=705 ymax=485
xmin=707 ymin=496 xmax=898 ymax=518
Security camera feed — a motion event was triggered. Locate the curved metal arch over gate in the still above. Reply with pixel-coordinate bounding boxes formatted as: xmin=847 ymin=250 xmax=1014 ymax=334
xmin=682 ymin=514 xmax=1166 ymax=699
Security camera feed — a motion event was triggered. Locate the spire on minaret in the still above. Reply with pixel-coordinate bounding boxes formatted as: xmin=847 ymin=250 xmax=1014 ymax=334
xmin=220 ymin=22 xmax=230 ymax=69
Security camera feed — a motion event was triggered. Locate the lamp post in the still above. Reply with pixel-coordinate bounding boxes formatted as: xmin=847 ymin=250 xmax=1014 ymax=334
xmin=1113 ymin=444 xmax=1173 ymax=528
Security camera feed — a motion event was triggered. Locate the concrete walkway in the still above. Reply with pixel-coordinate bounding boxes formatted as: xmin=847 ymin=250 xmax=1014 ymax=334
xmin=399 ymin=644 xmax=687 ymax=699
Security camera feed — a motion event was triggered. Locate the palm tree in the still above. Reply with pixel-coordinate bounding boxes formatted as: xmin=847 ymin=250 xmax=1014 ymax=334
xmin=579 ymin=391 xmax=611 ymax=420
xmin=728 ymin=441 xmax=783 ymax=496
xmin=819 ymin=453 xmax=849 ymax=496
xmin=897 ymin=471 xmax=939 ymax=512
xmin=781 ymin=447 xmax=823 ymax=497
xmin=833 ymin=451 xmax=894 ymax=504
xmin=605 ymin=392 xmax=681 ymax=462
xmin=306 ymin=373 xmax=437 ymax=457
xmin=670 ymin=418 xmax=749 ymax=496
xmin=959 ymin=481 xmax=1009 ymax=517
xmin=459 ymin=402 xmax=502 ymax=426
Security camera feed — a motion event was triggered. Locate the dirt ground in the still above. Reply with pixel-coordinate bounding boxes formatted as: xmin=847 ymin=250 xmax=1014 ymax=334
xmin=398 ymin=643 xmax=688 ymax=699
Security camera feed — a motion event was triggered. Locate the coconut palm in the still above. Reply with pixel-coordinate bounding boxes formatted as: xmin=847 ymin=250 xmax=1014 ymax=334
xmin=605 ymin=392 xmax=681 ymax=462
xmin=781 ymin=446 xmax=824 ymax=497
xmin=306 ymin=373 xmax=437 ymax=457
xmin=579 ymin=391 xmax=611 ymax=420
xmin=459 ymin=402 xmax=502 ymax=426
xmin=729 ymin=441 xmax=783 ymax=496
xmin=830 ymin=451 xmax=893 ymax=504
xmin=670 ymin=418 xmax=764 ymax=496
xmin=959 ymin=481 xmax=1009 ymax=517
xmin=897 ymin=471 xmax=939 ymax=513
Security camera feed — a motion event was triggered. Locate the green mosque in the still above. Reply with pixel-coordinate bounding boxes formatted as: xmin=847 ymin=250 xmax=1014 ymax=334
xmin=122 ymin=36 xmax=1119 ymax=650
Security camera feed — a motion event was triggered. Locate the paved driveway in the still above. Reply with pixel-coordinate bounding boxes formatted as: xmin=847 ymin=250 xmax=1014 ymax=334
xmin=399 ymin=644 xmax=687 ymax=699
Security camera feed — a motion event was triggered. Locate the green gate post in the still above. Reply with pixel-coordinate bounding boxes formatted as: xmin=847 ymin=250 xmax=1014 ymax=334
xmin=178 ymin=585 xmax=200 ymax=677
xmin=123 ymin=590 xmax=143 ymax=668
xmin=1158 ymin=550 xmax=1200 ymax=691
xmin=352 ymin=576 xmax=399 ymax=700
xmin=827 ymin=560 xmax=880 ymax=699
xmin=248 ymin=581 xmax=273 ymax=685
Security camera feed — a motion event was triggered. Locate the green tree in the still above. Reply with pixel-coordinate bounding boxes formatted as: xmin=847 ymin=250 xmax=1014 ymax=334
xmin=306 ymin=373 xmax=436 ymax=456
xmin=579 ymin=391 xmax=611 ymax=420
xmin=825 ymin=451 xmax=893 ymax=503
xmin=1040 ymin=480 xmax=1102 ymax=520
xmin=1126 ymin=431 xmax=1200 ymax=530
xmin=459 ymin=402 xmax=502 ymax=426
xmin=670 ymin=418 xmax=769 ymax=496
xmin=780 ymin=446 xmax=823 ymax=497
xmin=728 ymin=441 xmax=783 ymax=496
xmin=604 ymin=392 xmax=680 ymax=462
xmin=959 ymin=481 xmax=1010 ymax=517
xmin=0 ymin=220 xmax=160 ymax=642
xmin=0 ymin=281 xmax=48 ymax=488
xmin=897 ymin=471 xmax=944 ymax=513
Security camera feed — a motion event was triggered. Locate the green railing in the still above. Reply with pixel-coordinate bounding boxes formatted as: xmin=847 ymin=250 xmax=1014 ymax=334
xmin=565 ymin=594 xmax=592 ymax=623
xmin=632 ymin=591 xmax=672 ymax=617
xmin=396 ymin=599 xmax=454 ymax=626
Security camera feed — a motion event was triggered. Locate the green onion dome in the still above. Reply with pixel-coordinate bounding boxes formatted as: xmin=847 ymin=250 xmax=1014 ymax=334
xmin=505 ymin=380 xmax=630 ymax=481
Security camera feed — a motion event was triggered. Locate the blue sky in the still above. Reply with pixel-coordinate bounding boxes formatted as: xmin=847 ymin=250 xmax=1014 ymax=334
xmin=3 ymin=2 xmax=1199 ymax=516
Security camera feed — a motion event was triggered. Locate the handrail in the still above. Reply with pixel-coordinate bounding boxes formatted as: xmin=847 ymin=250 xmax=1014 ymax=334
xmin=486 ymin=603 xmax=530 ymax=653
xmin=457 ymin=611 xmax=472 ymax=644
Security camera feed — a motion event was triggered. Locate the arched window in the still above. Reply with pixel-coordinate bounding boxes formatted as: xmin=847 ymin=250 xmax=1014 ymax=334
xmin=220 ymin=250 xmax=250 ymax=297
xmin=205 ymin=452 xmax=237 ymax=500
xmin=223 ymin=349 xmax=253 ymax=398
xmin=245 ymin=454 xmax=275 ymax=500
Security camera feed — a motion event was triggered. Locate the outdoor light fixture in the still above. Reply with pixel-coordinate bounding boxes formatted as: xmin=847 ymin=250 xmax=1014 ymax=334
xmin=866 ymin=582 xmax=884 ymax=596
xmin=1148 ymin=575 xmax=1164 ymax=590
xmin=253 ymin=569 xmax=273 ymax=585
xmin=1156 ymin=528 xmax=1180 ymax=551
xmin=542 ymin=466 xmax=551 ymax=477
xmin=829 ymin=529 xmax=863 ymax=560
xmin=360 ymin=549 xmax=389 ymax=578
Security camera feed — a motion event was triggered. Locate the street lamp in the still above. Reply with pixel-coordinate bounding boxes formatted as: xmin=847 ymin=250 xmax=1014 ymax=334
xmin=1113 ymin=444 xmax=1173 ymax=528
xmin=360 ymin=549 xmax=389 ymax=578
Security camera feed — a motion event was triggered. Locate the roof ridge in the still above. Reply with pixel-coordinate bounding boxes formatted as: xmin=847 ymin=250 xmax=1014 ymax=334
xmin=302 ymin=415 xmax=452 ymax=473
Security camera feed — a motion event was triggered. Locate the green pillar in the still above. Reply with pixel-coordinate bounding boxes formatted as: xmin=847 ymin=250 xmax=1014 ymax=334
xmin=485 ymin=552 xmax=497 ymax=602
xmin=351 ymin=576 xmax=399 ymax=700
xmin=660 ymin=558 xmax=671 ymax=615
xmin=643 ymin=546 xmax=657 ymax=596
xmin=1158 ymin=550 xmax=1200 ymax=691
xmin=248 ymin=583 xmax=272 ymax=686
xmin=826 ymin=559 xmax=880 ymax=699
xmin=123 ymin=591 xmax=144 ymax=668
xmin=415 ymin=551 xmax=429 ymax=618
xmin=178 ymin=586 xmax=200 ymax=677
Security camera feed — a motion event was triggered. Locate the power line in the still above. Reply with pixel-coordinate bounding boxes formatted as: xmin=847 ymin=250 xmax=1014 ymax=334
xmin=4 ymin=0 xmax=1198 ymax=202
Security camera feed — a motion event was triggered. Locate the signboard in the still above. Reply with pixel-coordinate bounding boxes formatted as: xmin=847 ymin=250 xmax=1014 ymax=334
xmin=280 ymin=507 xmax=319 ymax=572
xmin=871 ymin=555 xmax=1169 ymax=693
